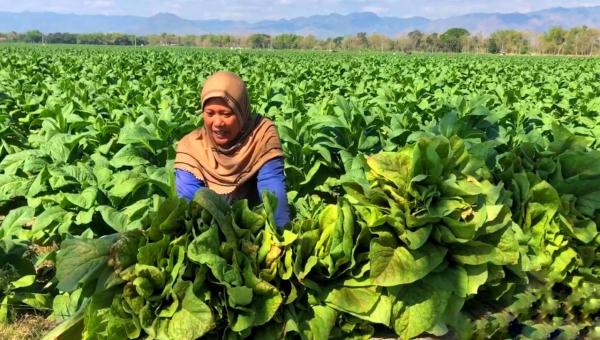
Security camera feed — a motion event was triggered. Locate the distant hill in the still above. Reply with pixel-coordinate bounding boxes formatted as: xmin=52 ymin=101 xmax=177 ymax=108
xmin=1 ymin=6 xmax=599 ymax=37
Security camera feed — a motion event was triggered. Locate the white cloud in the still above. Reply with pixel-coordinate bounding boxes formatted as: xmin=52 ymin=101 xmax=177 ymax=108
xmin=361 ymin=6 xmax=388 ymax=14
xmin=83 ymin=0 xmax=114 ymax=8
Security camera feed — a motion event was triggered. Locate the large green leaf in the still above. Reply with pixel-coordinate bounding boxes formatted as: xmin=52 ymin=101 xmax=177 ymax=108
xmin=0 ymin=174 xmax=33 ymax=200
xmin=56 ymin=234 xmax=119 ymax=292
xmin=306 ymin=305 xmax=338 ymax=340
xmin=369 ymin=236 xmax=447 ymax=286
xmin=324 ymin=286 xmax=379 ymax=315
xmin=97 ymin=206 xmax=130 ymax=232
xmin=453 ymin=233 xmax=519 ymax=266
xmin=391 ymin=282 xmax=450 ymax=340
xmin=109 ymin=144 xmax=150 ymax=169
xmin=65 ymin=187 xmax=98 ymax=210
xmin=367 ymin=149 xmax=413 ymax=190
xmin=0 ymin=206 xmax=35 ymax=239
xmin=167 ymin=285 xmax=215 ymax=339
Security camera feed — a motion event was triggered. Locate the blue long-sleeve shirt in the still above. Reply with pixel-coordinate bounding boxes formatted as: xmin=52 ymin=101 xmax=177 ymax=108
xmin=175 ymin=157 xmax=291 ymax=228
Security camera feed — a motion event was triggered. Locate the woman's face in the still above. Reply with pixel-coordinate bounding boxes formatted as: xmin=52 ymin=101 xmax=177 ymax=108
xmin=203 ymin=97 xmax=242 ymax=147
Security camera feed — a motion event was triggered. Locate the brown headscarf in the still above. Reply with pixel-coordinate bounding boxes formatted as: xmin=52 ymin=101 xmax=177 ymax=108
xmin=175 ymin=71 xmax=284 ymax=196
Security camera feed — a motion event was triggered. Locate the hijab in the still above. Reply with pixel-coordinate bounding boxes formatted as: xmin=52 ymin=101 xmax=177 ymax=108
xmin=175 ymin=71 xmax=284 ymax=195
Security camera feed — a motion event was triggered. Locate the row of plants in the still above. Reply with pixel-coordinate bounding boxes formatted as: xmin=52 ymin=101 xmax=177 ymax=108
xmin=40 ymin=132 xmax=598 ymax=339
xmin=1 ymin=45 xmax=599 ymax=338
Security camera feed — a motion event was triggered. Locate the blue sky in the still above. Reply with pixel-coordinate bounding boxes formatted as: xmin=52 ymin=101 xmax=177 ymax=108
xmin=1 ymin=0 xmax=599 ymax=20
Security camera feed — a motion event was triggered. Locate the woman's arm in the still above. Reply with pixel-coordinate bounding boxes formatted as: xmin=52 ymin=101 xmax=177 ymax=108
xmin=175 ymin=169 xmax=205 ymax=201
xmin=257 ymin=157 xmax=291 ymax=229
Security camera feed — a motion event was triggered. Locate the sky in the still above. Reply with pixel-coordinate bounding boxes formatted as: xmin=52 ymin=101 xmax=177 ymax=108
xmin=1 ymin=0 xmax=599 ymax=21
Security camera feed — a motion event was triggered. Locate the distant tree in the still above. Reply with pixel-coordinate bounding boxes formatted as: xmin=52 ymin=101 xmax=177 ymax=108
xmin=248 ymin=34 xmax=271 ymax=48
xmin=153 ymin=32 xmax=178 ymax=45
xmin=565 ymin=27 xmax=583 ymax=55
xmin=469 ymin=33 xmax=486 ymax=53
xmin=585 ymin=27 xmax=600 ymax=55
xmin=272 ymin=34 xmax=302 ymax=49
xmin=370 ymin=34 xmax=394 ymax=51
xmin=5 ymin=31 xmax=18 ymax=42
xmin=204 ymin=34 xmax=233 ymax=47
xmin=543 ymin=27 xmax=567 ymax=54
xmin=77 ymin=33 xmax=97 ymax=44
xmin=197 ymin=35 xmax=206 ymax=47
xmin=299 ymin=35 xmax=317 ymax=49
xmin=341 ymin=35 xmax=357 ymax=50
xmin=440 ymin=28 xmax=470 ymax=52
xmin=136 ymin=35 xmax=149 ymax=46
xmin=425 ymin=33 xmax=440 ymax=52
xmin=332 ymin=36 xmax=343 ymax=49
xmin=47 ymin=32 xmax=77 ymax=44
xmin=64 ymin=32 xmax=77 ymax=44
xmin=179 ymin=35 xmax=196 ymax=46
xmin=407 ymin=30 xmax=424 ymax=51
xmin=341 ymin=33 xmax=369 ymax=50
xmin=146 ymin=35 xmax=161 ymax=45
xmin=356 ymin=32 xmax=369 ymax=48
xmin=23 ymin=30 xmax=43 ymax=43
xmin=488 ymin=30 xmax=529 ymax=54
xmin=45 ymin=32 xmax=57 ymax=43
xmin=564 ymin=26 xmax=599 ymax=55
xmin=5 ymin=26 xmax=597 ymax=54
xmin=394 ymin=35 xmax=412 ymax=52
xmin=114 ymin=34 xmax=133 ymax=45
xmin=159 ymin=32 xmax=168 ymax=45
xmin=104 ymin=33 xmax=118 ymax=45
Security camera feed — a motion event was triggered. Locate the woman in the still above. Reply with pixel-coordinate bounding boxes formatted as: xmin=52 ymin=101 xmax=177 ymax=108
xmin=174 ymin=71 xmax=291 ymax=228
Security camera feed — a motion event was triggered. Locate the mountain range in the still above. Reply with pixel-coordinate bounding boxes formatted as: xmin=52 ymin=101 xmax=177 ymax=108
xmin=1 ymin=6 xmax=599 ymax=37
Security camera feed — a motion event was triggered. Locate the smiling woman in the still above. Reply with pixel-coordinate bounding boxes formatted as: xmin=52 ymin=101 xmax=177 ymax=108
xmin=204 ymin=97 xmax=242 ymax=146
xmin=174 ymin=71 xmax=291 ymax=228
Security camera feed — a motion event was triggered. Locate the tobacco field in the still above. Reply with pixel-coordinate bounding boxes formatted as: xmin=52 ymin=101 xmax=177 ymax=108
xmin=0 ymin=44 xmax=599 ymax=339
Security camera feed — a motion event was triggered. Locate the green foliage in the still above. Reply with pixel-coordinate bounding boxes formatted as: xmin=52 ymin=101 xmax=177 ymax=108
xmin=0 ymin=240 xmax=52 ymax=323
xmin=488 ymin=30 xmax=529 ymax=54
xmin=440 ymin=28 xmax=470 ymax=52
xmin=272 ymin=34 xmax=302 ymax=49
xmin=0 ymin=45 xmax=599 ymax=338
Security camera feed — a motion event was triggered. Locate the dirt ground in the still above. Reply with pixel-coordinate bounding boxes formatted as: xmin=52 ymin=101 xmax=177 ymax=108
xmin=0 ymin=314 xmax=56 ymax=340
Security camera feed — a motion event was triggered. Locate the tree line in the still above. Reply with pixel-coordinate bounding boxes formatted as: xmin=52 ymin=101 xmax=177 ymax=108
xmin=1 ymin=26 xmax=599 ymax=55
